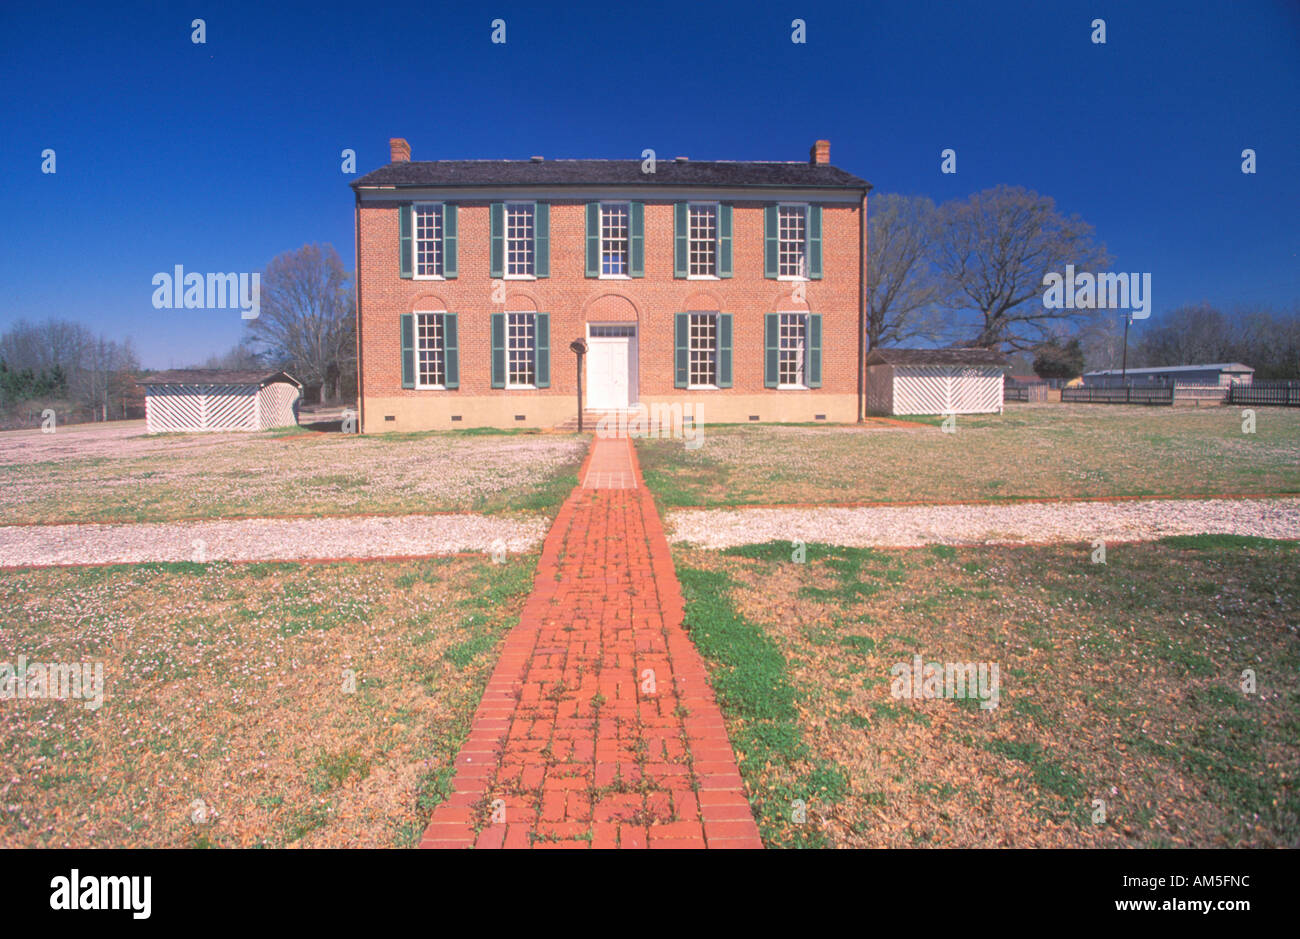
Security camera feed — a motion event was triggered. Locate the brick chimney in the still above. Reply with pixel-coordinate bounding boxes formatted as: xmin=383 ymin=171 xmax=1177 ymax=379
xmin=390 ymin=138 xmax=411 ymax=163
xmin=810 ymin=139 xmax=830 ymax=164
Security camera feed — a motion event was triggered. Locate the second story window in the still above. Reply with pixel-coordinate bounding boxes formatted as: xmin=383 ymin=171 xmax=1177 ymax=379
xmin=601 ymin=203 xmax=629 ymax=276
xmin=778 ymin=205 xmax=808 ymax=278
xmin=506 ymin=203 xmax=535 ymax=277
xmin=413 ymin=204 xmax=443 ymax=278
xmin=689 ymin=205 xmax=717 ymax=277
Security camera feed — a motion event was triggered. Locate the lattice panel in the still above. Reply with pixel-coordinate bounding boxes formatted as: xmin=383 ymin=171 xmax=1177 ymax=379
xmin=145 ymin=384 xmax=257 ymax=432
xmin=891 ymin=366 xmax=1003 ymax=415
xmin=257 ymin=382 xmax=300 ymax=429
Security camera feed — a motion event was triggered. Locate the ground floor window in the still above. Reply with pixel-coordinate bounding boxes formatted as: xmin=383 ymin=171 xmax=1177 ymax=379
xmin=778 ymin=313 xmax=808 ymax=387
xmin=415 ymin=312 xmax=446 ymax=387
xmin=689 ymin=313 xmax=718 ymax=387
xmin=507 ymin=312 xmax=536 ymax=387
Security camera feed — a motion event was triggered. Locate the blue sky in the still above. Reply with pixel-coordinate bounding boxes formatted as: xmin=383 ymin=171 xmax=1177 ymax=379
xmin=2 ymin=0 xmax=1296 ymax=368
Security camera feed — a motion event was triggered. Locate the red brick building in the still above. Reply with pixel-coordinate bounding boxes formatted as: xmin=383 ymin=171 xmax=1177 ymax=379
xmin=351 ymin=138 xmax=870 ymax=432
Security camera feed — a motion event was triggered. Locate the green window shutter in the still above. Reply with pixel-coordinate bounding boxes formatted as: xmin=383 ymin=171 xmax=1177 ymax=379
xmin=808 ymin=204 xmax=823 ymax=279
xmin=673 ymin=203 xmax=688 ymax=278
xmin=717 ymin=313 xmax=733 ymax=388
xmin=674 ymin=312 xmax=689 ymax=388
xmin=806 ymin=313 xmax=822 ymax=387
xmin=443 ymin=313 xmax=459 ymax=389
xmin=717 ymin=204 xmax=733 ymax=278
xmin=398 ymin=204 xmax=412 ymax=279
xmin=400 ymin=313 xmax=415 ymax=388
xmin=489 ymin=203 xmax=504 ymax=279
xmin=442 ymin=204 xmax=457 ymax=278
xmin=490 ymin=312 xmax=506 ymax=388
xmin=763 ymin=205 xmax=778 ymax=278
xmin=585 ymin=203 xmax=600 ymax=277
xmin=534 ymin=312 xmax=550 ymax=387
xmin=629 ymin=202 xmax=645 ymax=277
xmin=764 ymin=313 xmax=779 ymax=388
xmin=534 ymin=203 xmax=549 ymax=278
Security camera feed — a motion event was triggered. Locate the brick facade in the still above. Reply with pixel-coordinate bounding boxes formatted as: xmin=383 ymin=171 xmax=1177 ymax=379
xmin=353 ymin=146 xmax=868 ymax=432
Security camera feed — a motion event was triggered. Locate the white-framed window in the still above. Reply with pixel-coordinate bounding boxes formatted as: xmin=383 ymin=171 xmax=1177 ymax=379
xmin=507 ymin=312 xmax=536 ymax=387
xmin=689 ymin=204 xmax=718 ymax=277
xmin=415 ymin=311 xmax=447 ymax=388
xmin=600 ymin=203 xmax=630 ymax=277
xmin=778 ymin=204 xmax=808 ymax=279
xmin=689 ymin=313 xmax=718 ymax=388
xmin=778 ymin=313 xmax=808 ymax=388
xmin=505 ymin=203 xmax=535 ymax=278
xmin=414 ymin=203 xmax=443 ymax=279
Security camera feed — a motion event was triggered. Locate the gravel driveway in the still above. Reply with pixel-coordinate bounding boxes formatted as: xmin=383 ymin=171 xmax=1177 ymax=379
xmin=667 ymin=497 xmax=1300 ymax=549
xmin=0 ymin=513 xmax=547 ymax=567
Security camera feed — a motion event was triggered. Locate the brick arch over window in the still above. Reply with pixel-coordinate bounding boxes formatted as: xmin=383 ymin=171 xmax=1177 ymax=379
xmin=498 ymin=290 xmax=540 ymax=312
xmin=583 ymin=293 xmax=640 ymax=322
xmin=767 ymin=290 xmax=810 ymax=313
xmin=410 ymin=292 xmax=450 ymax=312
xmin=682 ymin=290 xmax=724 ymax=312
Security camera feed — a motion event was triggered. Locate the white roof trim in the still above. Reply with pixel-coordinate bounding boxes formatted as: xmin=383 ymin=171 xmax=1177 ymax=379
xmin=357 ymin=186 xmax=863 ymax=205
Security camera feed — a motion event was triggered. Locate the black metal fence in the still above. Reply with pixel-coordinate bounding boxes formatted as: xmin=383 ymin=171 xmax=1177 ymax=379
xmin=1061 ymin=385 xmax=1175 ymax=405
xmin=1226 ymin=381 xmax=1300 ymax=407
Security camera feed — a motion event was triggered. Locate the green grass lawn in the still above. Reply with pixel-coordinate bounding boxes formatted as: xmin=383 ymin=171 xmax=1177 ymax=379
xmin=638 ymin=404 xmax=1300 ymax=506
xmin=0 ymin=555 xmax=535 ymax=847
xmin=675 ymin=535 xmax=1300 ymax=848
xmin=0 ymin=424 xmax=587 ymax=524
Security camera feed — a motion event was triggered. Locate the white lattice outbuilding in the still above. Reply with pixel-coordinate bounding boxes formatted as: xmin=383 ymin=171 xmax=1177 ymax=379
xmin=865 ymin=348 xmax=1006 ymax=416
xmin=138 ymin=370 xmax=302 ymax=433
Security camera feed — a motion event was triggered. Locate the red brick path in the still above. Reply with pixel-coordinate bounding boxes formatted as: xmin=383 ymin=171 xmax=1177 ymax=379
xmin=419 ymin=435 xmax=762 ymax=849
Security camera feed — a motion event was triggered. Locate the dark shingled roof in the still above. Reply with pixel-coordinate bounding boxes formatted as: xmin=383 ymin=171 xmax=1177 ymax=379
xmin=352 ymin=159 xmax=870 ymax=191
xmin=136 ymin=369 xmax=301 ymax=387
xmin=865 ymin=348 xmax=1007 ymax=367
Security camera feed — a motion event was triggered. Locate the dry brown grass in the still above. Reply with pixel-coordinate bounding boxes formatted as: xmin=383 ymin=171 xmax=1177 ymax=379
xmin=0 ymin=422 xmax=586 ymax=524
xmin=675 ymin=536 xmax=1300 ymax=847
xmin=0 ymin=555 xmax=535 ymax=847
xmin=639 ymin=404 xmax=1300 ymax=506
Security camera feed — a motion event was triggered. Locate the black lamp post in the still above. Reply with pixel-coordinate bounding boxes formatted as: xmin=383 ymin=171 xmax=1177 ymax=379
xmin=570 ymin=338 xmax=587 ymax=431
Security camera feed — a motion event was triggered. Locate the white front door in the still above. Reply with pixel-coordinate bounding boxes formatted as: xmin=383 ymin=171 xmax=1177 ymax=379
xmin=586 ymin=324 xmax=637 ymax=410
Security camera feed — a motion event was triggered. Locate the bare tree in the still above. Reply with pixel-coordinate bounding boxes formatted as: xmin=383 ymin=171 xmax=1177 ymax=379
xmin=1076 ymin=311 xmax=1128 ymax=371
xmin=247 ymin=244 xmax=355 ymax=403
xmin=1134 ymin=303 xmax=1300 ymax=378
xmin=934 ymin=185 xmax=1110 ymax=350
xmin=865 ymin=193 xmax=945 ymax=349
xmin=1133 ymin=303 xmax=1231 ymax=366
xmin=196 ymin=340 xmax=265 ymax=370
xmin=0 ymin=318 xmax=139 ymax=421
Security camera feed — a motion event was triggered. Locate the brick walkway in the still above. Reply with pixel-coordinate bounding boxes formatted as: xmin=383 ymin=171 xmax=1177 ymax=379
xmin=420 ymin=435 xmax=762 ymax=849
